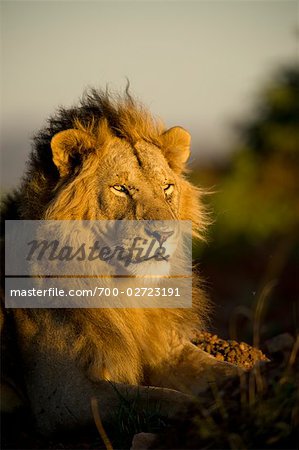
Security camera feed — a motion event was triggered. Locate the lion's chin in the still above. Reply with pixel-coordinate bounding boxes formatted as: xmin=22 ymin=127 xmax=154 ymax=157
xmin=118 ymin=260 xmax=171 ymax=278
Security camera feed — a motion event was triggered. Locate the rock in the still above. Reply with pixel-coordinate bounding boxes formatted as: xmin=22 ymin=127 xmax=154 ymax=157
xmin=131 ymin=432 xmax=157 ymax=450
xmin=265 ymin=333 xmax=295 ymax=354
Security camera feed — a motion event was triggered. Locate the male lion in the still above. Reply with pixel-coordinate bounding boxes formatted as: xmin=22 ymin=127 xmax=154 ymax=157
xmin=1 ymin=89 xmax=238 ymax=436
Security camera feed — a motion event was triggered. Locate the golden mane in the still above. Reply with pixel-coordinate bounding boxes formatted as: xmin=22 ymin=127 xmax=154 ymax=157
xmin=74 ymin=89 xmax=165 ymax=147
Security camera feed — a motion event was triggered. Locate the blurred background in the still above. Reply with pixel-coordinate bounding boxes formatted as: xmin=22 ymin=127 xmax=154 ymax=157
xmin=1 ymin=1 xmax=298 ymax=344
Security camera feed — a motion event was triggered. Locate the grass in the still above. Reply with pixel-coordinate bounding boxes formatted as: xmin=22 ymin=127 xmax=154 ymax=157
xmin=104 ymin=383 xmax=169 ymax=449
xmin=151 ymin=337 xmax=298 ymax=449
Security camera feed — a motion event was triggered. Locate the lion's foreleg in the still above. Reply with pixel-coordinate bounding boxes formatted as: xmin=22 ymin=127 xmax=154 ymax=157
xmin=25 ymin=357 xmax=194 ymax=436
xmin=146 ymin=342 xmax=242 ymax=396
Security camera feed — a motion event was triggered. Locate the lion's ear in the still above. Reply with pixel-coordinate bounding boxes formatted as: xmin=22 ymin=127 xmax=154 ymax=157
xmin=51 ymin=129 xmax=96 ymax=177
xmin=160 ymin=126 xmax=191 ymax=173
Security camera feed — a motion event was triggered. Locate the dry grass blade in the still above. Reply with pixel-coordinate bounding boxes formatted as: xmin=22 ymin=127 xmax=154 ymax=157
xmin=288 ymin=334 xmax=299 ymax=368
xmin=91 ymin=397 xmax=114 ymax=450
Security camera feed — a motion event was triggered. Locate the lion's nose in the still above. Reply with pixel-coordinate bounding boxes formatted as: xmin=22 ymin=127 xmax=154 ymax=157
xmin=145 ymin=228 xmax=174 ymax=246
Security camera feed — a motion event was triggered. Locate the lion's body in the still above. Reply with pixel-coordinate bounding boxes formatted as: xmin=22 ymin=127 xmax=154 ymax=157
xmin=1 ymin=90 xmax=236 ymax=436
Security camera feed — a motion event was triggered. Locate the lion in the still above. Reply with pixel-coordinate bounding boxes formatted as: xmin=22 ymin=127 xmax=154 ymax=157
xmin=1 ymin=89 xmax=239 ymax=437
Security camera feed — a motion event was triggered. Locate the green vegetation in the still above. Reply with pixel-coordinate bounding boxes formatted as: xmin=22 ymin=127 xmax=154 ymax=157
xmin=191 ymin=64 xmax=299 ymax=343
xmin=193 ymin=65 xmax=299 ymax=245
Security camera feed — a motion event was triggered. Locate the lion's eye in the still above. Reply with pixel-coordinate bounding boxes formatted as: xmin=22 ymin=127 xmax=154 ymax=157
xmin=163 ymin=184 xmax=174 ymax=196
xmin=110 ymin=185 xmax=128 ymax=197
xmin=113 ymin=185 xmax=126 ymax=192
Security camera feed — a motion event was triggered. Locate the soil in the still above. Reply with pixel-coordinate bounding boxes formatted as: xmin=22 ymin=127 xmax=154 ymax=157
xmin=191 ymin=330 xmax=269 ymax=369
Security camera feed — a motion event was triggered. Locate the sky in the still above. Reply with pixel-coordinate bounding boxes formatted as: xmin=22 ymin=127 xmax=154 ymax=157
xmin=1 ymin=0 xmax=298 ymax=189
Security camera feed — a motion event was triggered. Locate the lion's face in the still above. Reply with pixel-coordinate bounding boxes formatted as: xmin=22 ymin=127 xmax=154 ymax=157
xmin=44 ymin=119 xmax=206 ymax=275
xmin=91 ymin=137 xmax=183 ymax=276
xmin=47 ymin=129 xmax=193 ymax=275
